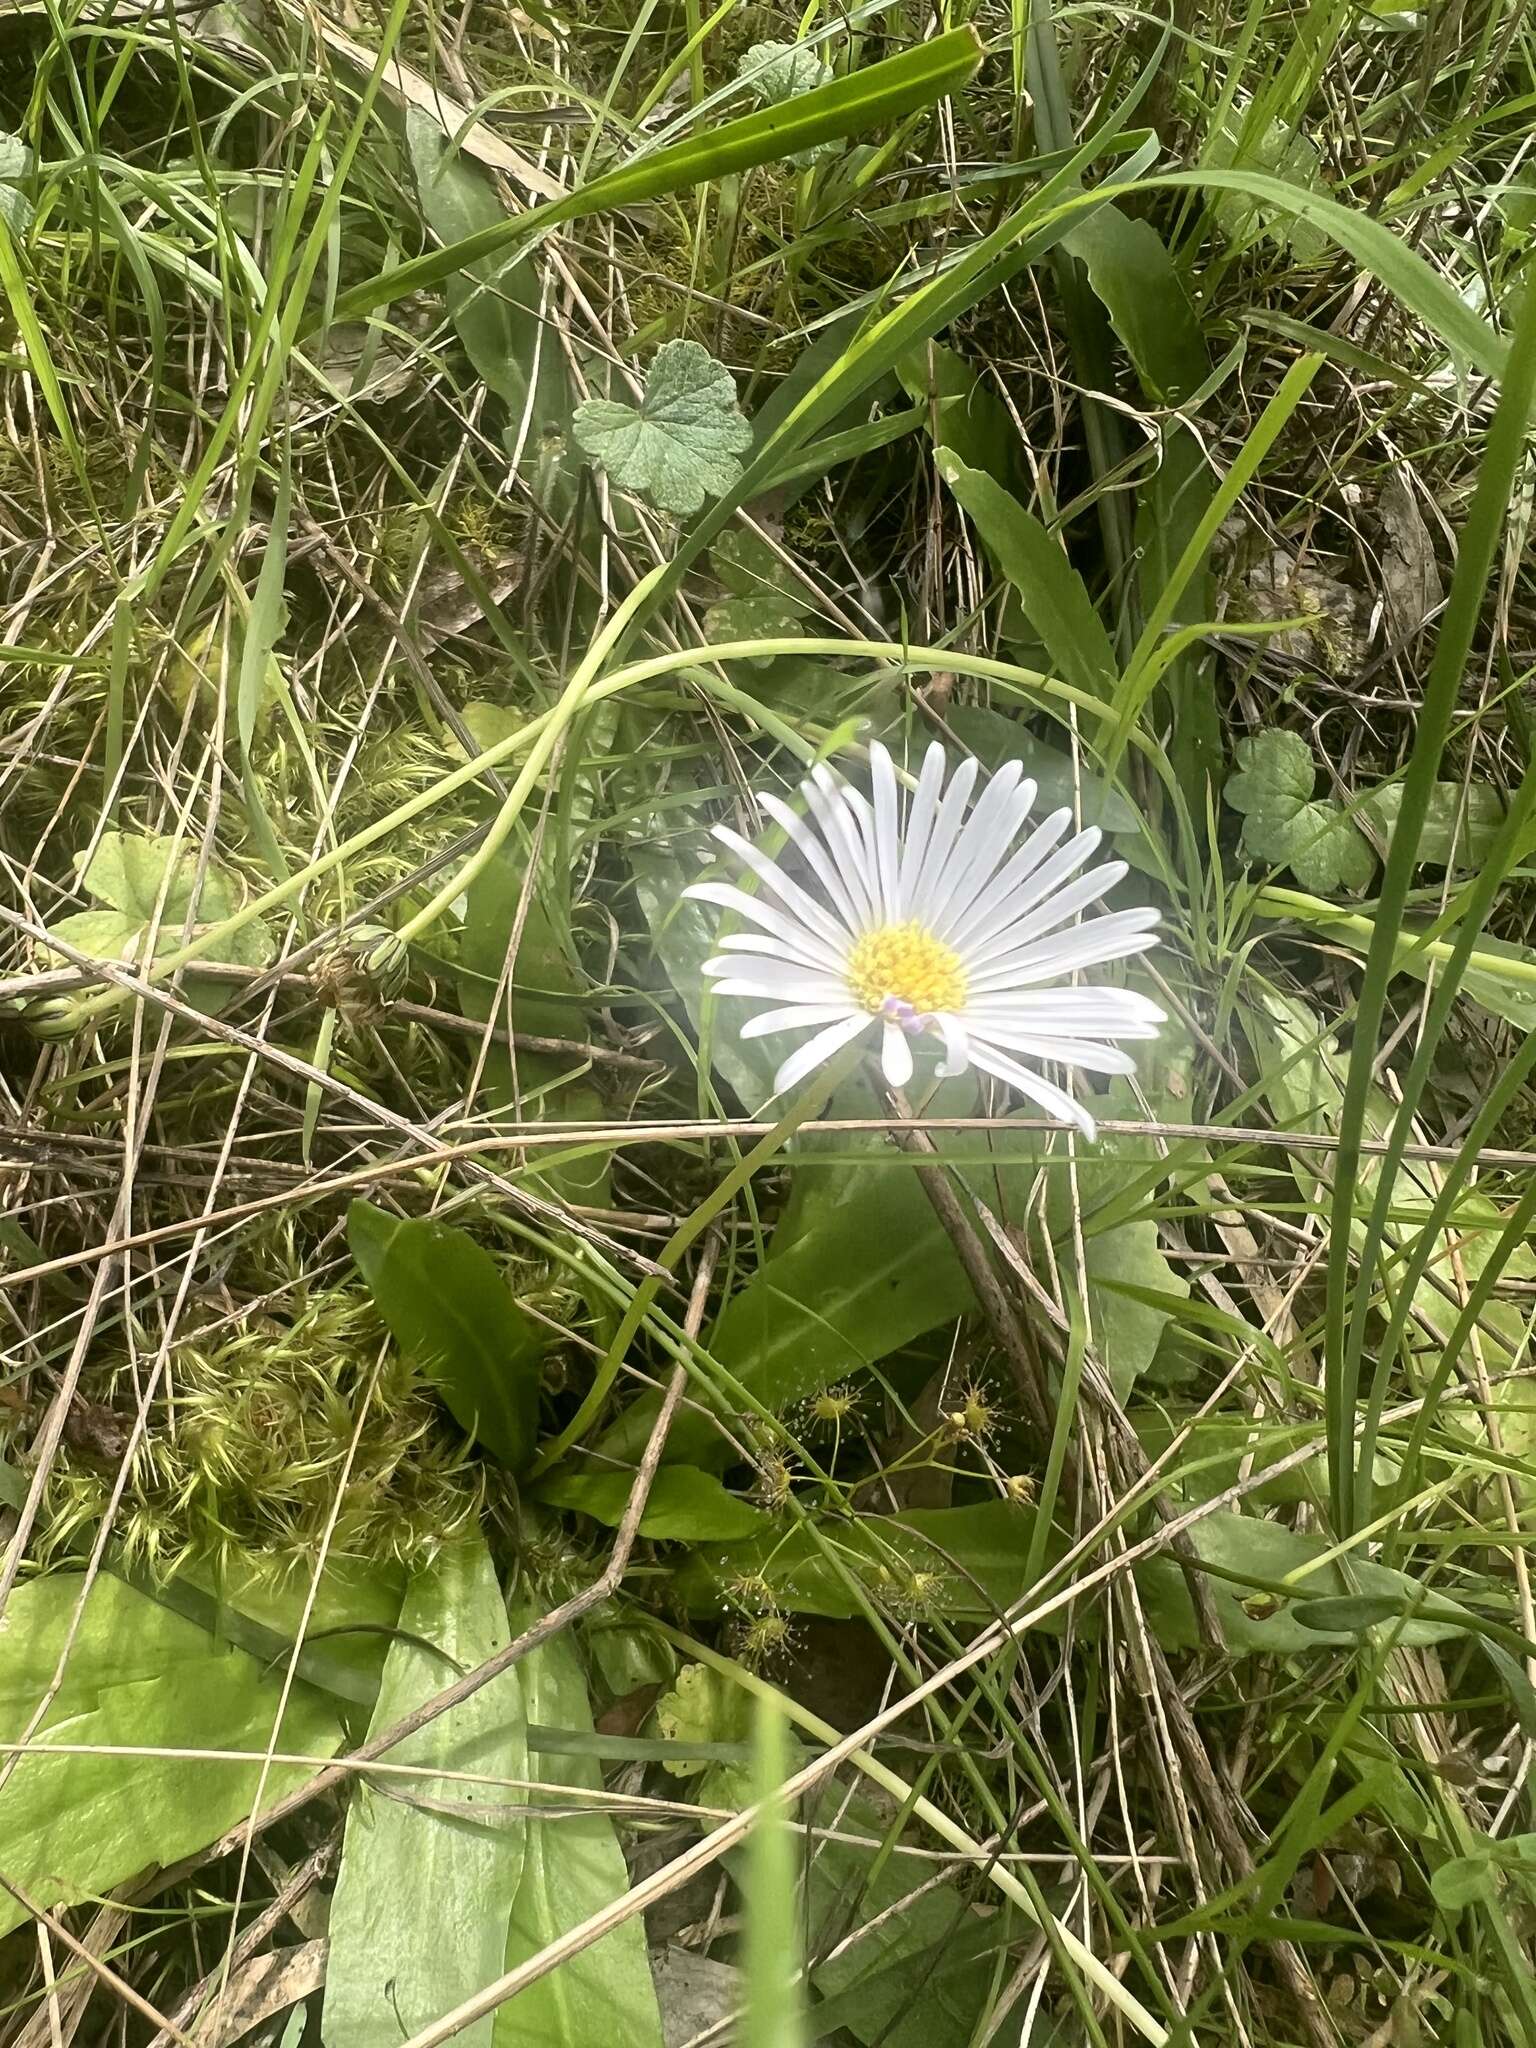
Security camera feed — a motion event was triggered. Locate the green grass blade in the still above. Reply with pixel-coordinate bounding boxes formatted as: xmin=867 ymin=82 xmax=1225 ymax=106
xmin=328 ymin=30 xmax=982 ymax=325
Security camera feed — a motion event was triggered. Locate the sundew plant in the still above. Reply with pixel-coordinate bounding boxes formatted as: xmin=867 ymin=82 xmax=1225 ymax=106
xmin=2 ymin=3 xmax=1536 ymax=2045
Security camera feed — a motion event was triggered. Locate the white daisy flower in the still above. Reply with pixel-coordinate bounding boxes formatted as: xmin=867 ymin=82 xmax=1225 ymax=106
xmin=686 ymin=741 xmax=1164 ymax=1138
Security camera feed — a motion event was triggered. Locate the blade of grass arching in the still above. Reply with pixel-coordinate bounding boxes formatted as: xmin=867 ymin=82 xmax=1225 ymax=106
xmin=1108 ymin=353 xmax=1324 ymax=769
xmin=1325 ymin=275 xmax=1536 ymax=1535
xmin=743 ymin=1695 xmax=805 ymax=2048
xmin=1347 ymin=750 xmax=1536 ymax=1531
xmin=328 ymin=30 xmax=983 ymax=323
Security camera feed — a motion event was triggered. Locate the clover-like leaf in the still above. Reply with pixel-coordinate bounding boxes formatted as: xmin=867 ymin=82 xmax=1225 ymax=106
xmin=704 ymin=531 xmax=811 ymax=663
xmin=43 ymin=832 xmax=274 ymax=1005
xmin=1226 ymin=731 xmax=1375 ymax=895
xmin=572 ymin=340 xmax=752 ymax=516
xmin=736 ymin=41 xmax=840 ymax=166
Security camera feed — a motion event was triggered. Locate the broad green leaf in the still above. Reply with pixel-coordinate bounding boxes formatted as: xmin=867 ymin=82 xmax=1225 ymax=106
xmin=602 ymin=1158 xmax=972 ymax=1468
xmin=704 ymin=592 xmax=807 ymax=661
xmin=332 ymin=32 xmax=983 ymax=323
xmin=495 ymin=1603 xmax=665 ymax=2048
xmin=324 ymin=1535 xmax=528 ymax=2048
xmin=348 ymin=1199 xmax=543 ymax=1469
xmin=789 ymin=1789 xmax=1003 ymax=2048
xmin=713 ymin=529 xmax=807 ymax=604
xmin=1065 ymin=204 xmax=1207 ymax=403
xmin=574 ymin=341 xmax=752 ymax=515
xmin=534 ymin=1467 xmax=769 ymax=1543
xmin=0 ymin=1574 xmax=341 ymax=1938
xmin=1076 ymin=1218 xmax=1187 ymax=1400
xmin=673 ymin=1503 xmax=1039 ymax=1620
xmin=48 ymin=830 xmax=275 ymax=972
xmin=1362 ymin=779 xmax=1506 ymax=867
xmin=736 ymin=40 xmax=838 ymax=167
xmin=935 ymin=451 xmax=1117 ymax=702
xmin=1225 ymin=731 xmax=1375 ymax=893
xmin=1145 ymin=1509 xmax=1478 ymax=1654
xmin=405 ymin=108 xmax=568 ymax=458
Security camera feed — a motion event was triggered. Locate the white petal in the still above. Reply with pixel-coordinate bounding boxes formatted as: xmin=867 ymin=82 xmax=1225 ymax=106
xmin=740 ymin=1002 xmax=862 ymax=1038
xmin=684 ymin=882 xmax=847 ymax=967
xmin=903 ymin=757 xmax=978 ymax=922
xmin=712 ymin=826 xmax=849 ymax=953
xmin=968 ymin=919 xmax=1160 ymax=993
xmin=966 ymin=861 xmax=1129 ymax=969
xmin=704 ymin=961 xmax=851 ymax=1003
xmin=880 ymin=1019 xmax=914 ymax=1088
xmin=970 ymin=1029 xmax=1138 ymax=1075
xmin=959 ymin=833 xmax=1107 ymax=958
xmin=964 ymin=986 xmax=1165 ymax=1032
xmin=758 ymin=794 xmax=865 ymax=938
xmin=869 ymin=743 xmax=903 ymax=923
xmin=930 ymin=1013 xmax=972 ymax=1078
xmin=772 ymin=1012 xmax=874 ymax=1097
xmin=918 ymin=763 xmax=1029 ymax=933
xmin=936 ymin=808 xmax=1073 ymax=950
xmin=968 ymin=1042 xmax=1098 ymax=1138
xmin=714 ymin=932 xmax=849 ymax=976
xmin=804 ymin=771 xmax=881 ymax=930
xmin=896 ymin=744 xmax=948 ymax=917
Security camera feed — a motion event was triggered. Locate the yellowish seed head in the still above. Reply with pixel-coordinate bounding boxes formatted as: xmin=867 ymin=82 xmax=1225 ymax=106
xmin=845 ymin=921 xmax=967 ymax=1015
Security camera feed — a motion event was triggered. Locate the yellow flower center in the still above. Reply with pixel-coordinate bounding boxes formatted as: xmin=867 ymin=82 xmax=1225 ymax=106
xmin=846 ymin=921 xmax=967 ymax=1016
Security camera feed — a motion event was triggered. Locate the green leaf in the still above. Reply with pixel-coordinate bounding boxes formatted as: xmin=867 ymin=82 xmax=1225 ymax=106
xmin=630 ymin=836 xmax=780 ymax=1110
xmin=655 ymin=1662 xmax=754 ymax=1779
xmin=332 ymin=32 xmax=983 ymax=324
xmin=793 ymin=1790 xmax=1002 ymax=2048
xmin=0 ymin=131 xmax=34 ymax=233
xmin=324 ymin=1535 xmax=528 ymax=2048
xmin=1362 ymin=779 xmax=1506 ymax=867
xmin=896 ymin=340 xmax=1022 ymax=491
xmin=1294 ymin=1595 xmax=1406 ymax=1632
xmin=935 ymin=451 xmax=1118 ymax=702
xmin=573 ymin=341 xmax=752 ymax=515
xmin=405 ymin=108 xmax=568 ymax=457
xmin=41 ymin=830 xmax=274 ymax=1004
xmin=1226 ymin=731 xmax=1375 ymax=893
xmin=1064 ymin=204 xmax=1207 ymax=404
xmin=704 ymin=592 xmax=807 ymax=661
xmin=0 ymin=1574 xmax=342 ymax=1938
xmin=1431 ymin=1853 xmax=1498 ymax=1913
xmin=601 ymin=1158 xmax=972 ymax=1468
xmin=534 ymin=1467 xmax=769 ymax=1543
xmin=495 ymin=1603 xmax=664 ymax=2048
xmin=736 ymin=41 xmax=839 ymax=167
xmin=674 ymin=1503 xmax=1039 ymax=1620
xmin=348 ymin=1199 xmax=543 ymax=1470
xmin=713 ymin=529 xmax=807 ymax=605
